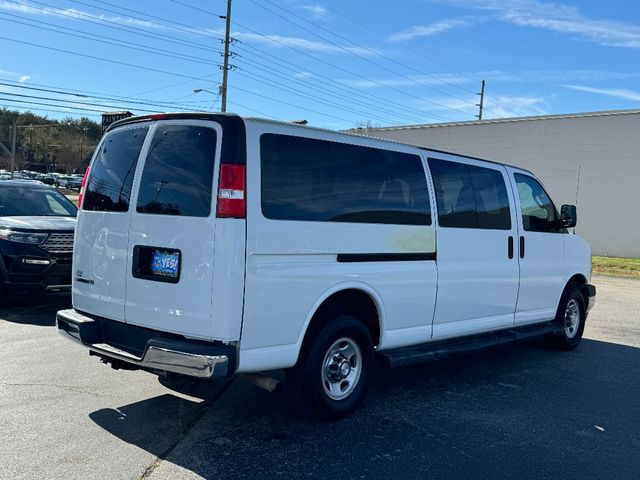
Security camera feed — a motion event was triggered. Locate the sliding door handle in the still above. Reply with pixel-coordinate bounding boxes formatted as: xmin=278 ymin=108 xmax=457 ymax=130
xmin=508 ymin=236 xmax=514 ymax=259
xmin=519 ymin=236 xmax=525 ymax=259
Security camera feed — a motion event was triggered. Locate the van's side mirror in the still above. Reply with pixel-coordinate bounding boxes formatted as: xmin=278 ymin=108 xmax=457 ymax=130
xmin=560 ymin=204 xmax=577 ymax=228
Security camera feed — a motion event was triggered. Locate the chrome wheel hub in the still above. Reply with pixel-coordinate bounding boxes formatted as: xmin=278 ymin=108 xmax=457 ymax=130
xmin=564 ymin=299 xmax=580 ymax=339
xmin=321 ymin=338 xmax=362 ymax=400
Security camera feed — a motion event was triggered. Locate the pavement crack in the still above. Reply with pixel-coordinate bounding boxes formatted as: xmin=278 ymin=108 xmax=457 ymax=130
xmin=138 ymin=379 xmax=236 ymax=480
xmin=0 ymin=381 xmax=102 ymax=397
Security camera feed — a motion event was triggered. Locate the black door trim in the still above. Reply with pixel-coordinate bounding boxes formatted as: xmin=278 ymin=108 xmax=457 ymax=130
xmin=337 ymin=252 xmax=436 ymax=263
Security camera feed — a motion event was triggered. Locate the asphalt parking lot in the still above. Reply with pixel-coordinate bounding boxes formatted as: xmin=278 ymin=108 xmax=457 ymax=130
xmin=1 ymin=276 xmax=639 ymax=480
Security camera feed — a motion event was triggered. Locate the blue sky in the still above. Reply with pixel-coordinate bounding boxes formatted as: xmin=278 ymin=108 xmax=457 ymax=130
xmin=1 ymin=0 xmax=640 ymax=129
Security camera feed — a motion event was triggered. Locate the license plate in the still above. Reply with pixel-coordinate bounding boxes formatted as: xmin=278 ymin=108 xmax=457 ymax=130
xmin=150 ymin=250 xmax=180 ymax=278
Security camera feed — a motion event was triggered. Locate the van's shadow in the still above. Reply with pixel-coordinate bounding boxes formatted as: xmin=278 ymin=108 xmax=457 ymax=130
xmin=89 ymin=338 xmax=640 ymax=480
xmin=0 ymin=293 xmax=69 ymax=326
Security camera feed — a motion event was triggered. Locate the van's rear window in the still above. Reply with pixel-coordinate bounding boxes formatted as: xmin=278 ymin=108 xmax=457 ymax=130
xmin=260 ymin=134 xmax=431 ymax=226
xmin=83 ymin=127 xmax=148 ymax=212
xmin=136 ymin=125 xmax=217 ymax=217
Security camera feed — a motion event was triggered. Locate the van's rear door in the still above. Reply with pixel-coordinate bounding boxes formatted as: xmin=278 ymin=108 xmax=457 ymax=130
xmin=125 ymin=120 xmax=221 ymax=339
xmin=73 ymin=124 xmax=150 ymax=321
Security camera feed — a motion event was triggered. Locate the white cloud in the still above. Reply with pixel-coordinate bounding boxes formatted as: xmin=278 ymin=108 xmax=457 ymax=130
xmin=564 ymin=85 xmax=640 ymax=102
xmin=300 ymin=4 xmax=328 ymax=19
xmin=342 ymin=69 xmax=640 ymax=89
xmin=426 ymin=94 xmax=547 ymax=118
xmin=293 ymin=71 xmax=313 ymax=79
xmin=389 ymin=17 xmax=476 ymax=42
xmin=0 ymin=1 xmax=162 ymax=29
xmin=432 ymin=0 xmax=640 ymax=49
xmin=235 ymin=31 xmax=379 ymax=56
xmin=18 ymin=75 xmax=30 ymax=83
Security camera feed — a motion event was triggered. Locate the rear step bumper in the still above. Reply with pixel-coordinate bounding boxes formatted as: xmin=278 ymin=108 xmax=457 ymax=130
xmin=56 ymin=309 xmax=235 ymax=379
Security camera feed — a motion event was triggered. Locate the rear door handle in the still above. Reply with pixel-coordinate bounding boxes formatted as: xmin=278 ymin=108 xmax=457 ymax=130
xmin=508 ymin=236 xmax=514 ymax=259
xmin=519 ymin=236 xmax=525 ymax=259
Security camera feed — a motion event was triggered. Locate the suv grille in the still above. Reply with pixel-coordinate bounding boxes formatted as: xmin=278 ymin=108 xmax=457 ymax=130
xmin=41 ymin=233 xmax=74 ymax=254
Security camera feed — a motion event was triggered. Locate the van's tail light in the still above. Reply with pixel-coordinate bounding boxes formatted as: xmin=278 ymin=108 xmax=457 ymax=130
xmin=217 ymin=164 xmax=246 ymax=218
xmin=77 ymin=165 xmax=91 ymax=209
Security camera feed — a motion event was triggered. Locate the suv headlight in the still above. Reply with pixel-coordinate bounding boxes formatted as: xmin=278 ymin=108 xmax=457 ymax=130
xmin=0 ymin=229 xmax=48 ymax=244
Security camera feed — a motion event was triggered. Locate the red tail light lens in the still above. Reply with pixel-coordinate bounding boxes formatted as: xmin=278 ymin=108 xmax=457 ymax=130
xmin=217 ymin=164 xmax=246 ymax=218
xmin=77 ymin=165 xmax=91 ymax=209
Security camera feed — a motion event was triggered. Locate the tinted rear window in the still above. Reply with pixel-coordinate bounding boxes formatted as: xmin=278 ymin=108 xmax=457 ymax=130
xmin=83 ymin=127 xmax=148 ymax=212
xmin=136 ymin=125 xmax=217 ymax=217
xmin=261 ymin=134 xmax=431 ymax=225
xmin=429 ymin=158 xmax=511 ymax=230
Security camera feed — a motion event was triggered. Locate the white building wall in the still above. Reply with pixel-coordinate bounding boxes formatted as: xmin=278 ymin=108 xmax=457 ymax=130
xmin=366 ymin=110 xmax=640 ymax=258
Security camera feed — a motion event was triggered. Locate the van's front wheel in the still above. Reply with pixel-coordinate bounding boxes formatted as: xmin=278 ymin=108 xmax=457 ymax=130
xmin=548 ymin=284 xmax=586 ymax=350
xmin=289 ymin=316 xmax=373 ymax=420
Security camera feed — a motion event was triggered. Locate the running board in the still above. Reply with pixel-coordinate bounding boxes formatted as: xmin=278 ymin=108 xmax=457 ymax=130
xmin=377 ymin=322 xmax=561 ymax=369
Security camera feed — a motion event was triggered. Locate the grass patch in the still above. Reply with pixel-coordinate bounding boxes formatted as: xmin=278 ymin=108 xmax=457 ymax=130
xmin=592 ymin=256 xmax=640 ymax=278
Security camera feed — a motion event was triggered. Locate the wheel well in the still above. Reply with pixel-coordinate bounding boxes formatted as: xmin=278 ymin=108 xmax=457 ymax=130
xmin=303 ymin=289 xmax=381 ymax=350
xmin=566 ymin=273 xmax=589 ymax=302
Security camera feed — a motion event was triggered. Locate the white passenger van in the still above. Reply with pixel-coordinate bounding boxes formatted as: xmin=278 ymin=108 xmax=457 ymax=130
xmin=58 ymin=113 xmax=596 ymax=419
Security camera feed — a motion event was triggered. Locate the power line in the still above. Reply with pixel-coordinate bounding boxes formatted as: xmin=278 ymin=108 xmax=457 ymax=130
xmin=252 ymin=0 xmax=484 ymax=115
xmin=0 ymin=91 xmax=198 ymax=114
xmin=235 ymin=56 xmax=421 ymax=124
xmin=233 ymin=43 xmax=436 ymax=123
xmin=231 ymin=20 xmax=452 ymax=122
xmin=148 ymin=0 xmax=450 ymax=121
xmin=0 ymin=34 xmax=213 ymax=82
xmin=0 ymin=78 xmax=216 ymax=112
xmin=234 ymin=70 xmax=403 ymax=126
xmin=317 ymin=3 xmax=534 ymax=117
xmin=7 ymin=0 xmax=221 ymax=54
xmin=0 ymin=97 xmax=107 ymax=114
xmin=62 ymin=0 xmax=449 ymax=122
xmin=0 ymin=11 xmax=222 ymax=67
xmin=0 ymin=104 xmax=101 ymax=118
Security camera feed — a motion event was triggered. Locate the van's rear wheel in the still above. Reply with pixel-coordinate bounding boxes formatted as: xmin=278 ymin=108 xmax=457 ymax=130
xmin=289 ymin=316 xmax=373 ymax=420
xmin=548 ymin=284 xmax=586 ymax=350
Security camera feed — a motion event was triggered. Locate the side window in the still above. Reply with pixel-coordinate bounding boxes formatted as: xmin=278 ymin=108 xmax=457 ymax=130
xmin=260 ymin=134 xmax=431 ymax=226
xmin=137 ymin=125 xmax=217 ymax=217
xmin=514 ymin=173 xmax=559 ymax=232
xmin=84 ymin=126 xmax=148 ymax=212
xmin=428 ymin=158 xmax=511 ymax=230
xmin=467 ymin=164 xmax=511 ymax=230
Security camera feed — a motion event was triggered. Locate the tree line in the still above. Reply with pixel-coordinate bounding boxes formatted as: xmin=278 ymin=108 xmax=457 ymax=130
xmin=0 ymin=108 xmax=102 ymax=173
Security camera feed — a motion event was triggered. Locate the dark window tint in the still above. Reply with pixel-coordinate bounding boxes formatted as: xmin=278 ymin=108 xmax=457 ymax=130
xmin=429 ymin=158 xmax=511 ymax=230
xmin=0 ymin=187 xmax=76 ymax=217
xmin=137 ymin=125 xmax=217 ymax=217
xmin=84 ymin=127 xmax=148 ymax=212
xmin=260 ymin=134 xmax=431 ymax=225
xmin=514 ymin=173 xmax=559 ymax=232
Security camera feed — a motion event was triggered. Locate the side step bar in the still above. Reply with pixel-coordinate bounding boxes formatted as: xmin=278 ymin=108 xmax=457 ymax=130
xmin=377 ymin=322 xmax=561 ymax=369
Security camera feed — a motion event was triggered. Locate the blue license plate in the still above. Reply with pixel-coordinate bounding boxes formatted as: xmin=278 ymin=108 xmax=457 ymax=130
xmin=150 ymin=250 xmax=180 ymax=278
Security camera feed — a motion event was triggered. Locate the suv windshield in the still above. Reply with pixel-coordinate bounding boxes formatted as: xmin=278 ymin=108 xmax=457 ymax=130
xmin=0 ymin=186 xmax=77 ymax=217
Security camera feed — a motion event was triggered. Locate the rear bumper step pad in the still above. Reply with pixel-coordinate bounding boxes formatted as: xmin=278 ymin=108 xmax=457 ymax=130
xmin=56 ymin=309 xmax=235 ymax=379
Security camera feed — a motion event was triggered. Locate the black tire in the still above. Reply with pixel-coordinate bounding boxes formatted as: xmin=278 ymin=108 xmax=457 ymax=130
xmin=0 ymin=280 xmax=8 ymax=307
xmin=548 ymin=283 xmax=586 ymax=350
xmin=288 ymin=315 xmax=374 ymax=421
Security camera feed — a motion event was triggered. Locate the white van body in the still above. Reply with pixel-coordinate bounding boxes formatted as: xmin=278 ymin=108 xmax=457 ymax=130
xmin=58 ymin=113 xmax=595 ymax=418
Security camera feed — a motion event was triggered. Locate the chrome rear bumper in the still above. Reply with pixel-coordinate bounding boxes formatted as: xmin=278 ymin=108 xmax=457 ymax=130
xmin=56 ymin=309 xmax=234 ymax=379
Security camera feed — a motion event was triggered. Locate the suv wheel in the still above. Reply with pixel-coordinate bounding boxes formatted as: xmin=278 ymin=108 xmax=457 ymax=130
xmin=548 ymin=284 xmax=586 ymax=350
xmin=289 ymin=316 xmax=374 ymax=420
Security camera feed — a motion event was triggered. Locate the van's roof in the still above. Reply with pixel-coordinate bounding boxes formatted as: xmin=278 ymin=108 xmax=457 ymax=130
xmin=108 ymin=112 xmax=534 ymax=175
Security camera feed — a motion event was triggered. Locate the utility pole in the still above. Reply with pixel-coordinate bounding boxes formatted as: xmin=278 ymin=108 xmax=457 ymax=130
xmin=476 ymin=80 xmax=485 ymax=120
xmin=10 ymin=119 xmax=17 ymax=179
xmin=220 ymin=0 xmax=233 ymax=112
